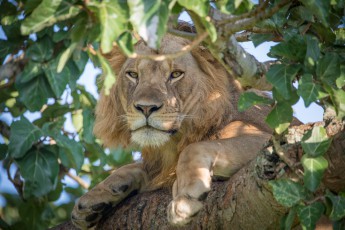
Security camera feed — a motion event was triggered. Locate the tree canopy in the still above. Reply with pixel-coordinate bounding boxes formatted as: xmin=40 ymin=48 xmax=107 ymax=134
xmin=0 ymin=0 xmax=344 ymax=229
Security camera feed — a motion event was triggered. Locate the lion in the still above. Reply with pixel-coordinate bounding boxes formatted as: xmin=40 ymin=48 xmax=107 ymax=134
xmin=71 ymin=33 xmax=273 ymax=229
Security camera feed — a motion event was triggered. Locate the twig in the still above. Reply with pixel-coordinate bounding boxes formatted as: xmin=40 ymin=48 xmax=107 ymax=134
xmin=66 ymin=171 xmax=90 ymax=189
xmin=127 ymin=31 xmax=209 ymax=61
xmin=272 ymin=134 xmax=304 ymax=179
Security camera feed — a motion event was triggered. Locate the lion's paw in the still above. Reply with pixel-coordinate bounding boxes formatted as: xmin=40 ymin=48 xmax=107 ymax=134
xmin=71 ymin=179 xmax=134 ymax=229
xmin=167 ymin=195 xmax=203 ymax=226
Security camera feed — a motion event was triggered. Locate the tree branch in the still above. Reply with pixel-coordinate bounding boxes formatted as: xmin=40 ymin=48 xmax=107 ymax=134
xmin=51 ymin=121 xmax=345 ymax=230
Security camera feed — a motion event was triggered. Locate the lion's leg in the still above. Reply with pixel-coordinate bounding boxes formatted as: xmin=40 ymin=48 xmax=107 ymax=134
xmin=167 ymin=134 xmax=270 ymax=226
xmin=71 ymin=163 xmax=148 ymax=229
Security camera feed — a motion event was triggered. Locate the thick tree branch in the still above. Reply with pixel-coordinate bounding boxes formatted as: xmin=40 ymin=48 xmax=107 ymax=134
xmin=51 ymin=120 xmax=345 ymax=230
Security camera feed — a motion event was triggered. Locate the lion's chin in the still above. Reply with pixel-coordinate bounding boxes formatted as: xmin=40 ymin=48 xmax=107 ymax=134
xmin=131 ymin=128 xmax=171 ymax=148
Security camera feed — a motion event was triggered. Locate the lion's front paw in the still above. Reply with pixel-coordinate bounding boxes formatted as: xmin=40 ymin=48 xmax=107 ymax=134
xmin=71 ymin=180 xmax=134 ymax=229
xmin=167 ymin=195 xmax=203 ymax=226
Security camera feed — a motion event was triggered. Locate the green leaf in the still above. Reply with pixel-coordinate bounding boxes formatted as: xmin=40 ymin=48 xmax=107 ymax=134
xmin=17 ymin=61 xmax=43 ymax=84
xmin=9 ymin=116 xmax=43 ymax=158
xmin=270 ymin=179 xmax=308 ymax=207
xmin=91 ymin=0 xmax=129 ymax=53
xmin=116 ymin=32 xmax=134 ymax=56
xmin=57 ymin=42 xmax=78 ymax=73
xmin=238 ymin=92 xmax=273 ymax=112
xmin=128 ymin=0 xmax=170 ymax=49
xmin=304 ymin=35 xmax=320 ymax=70
xmin=72 ymin=109 xmax=83 ymax=132
xmin=297 ymin=202 xmax=325 ymax=230
xmin=199 ymin=16 xmax=217 ymax=42
xmin=297 ymin=74 xmax=327 ymax=107
xmin=300 ymin=0 xmax=330 ymax=26
xmin=178 ymin=0 xmax=209 ymax=17
xmin=82 ymin=108 xmax=95 ymax=144
xmin=43 ymin=58 xmax=70 ymax=97
xmin=336 ymin=65 xmax=345 ymax=89
xmin=250 ymin=34 xmax=275 ymax=47
xmin=26 ymin=36 xmax=54 ymax=62
xmin=330 ymin=88 xmax=345 ymax=119
xmin=317 ymin=53 xmax=340 ymax=88
xmin=301 ymin=126 xmax=332 ymax=157
xmin=0 ymin=144 xmax=8 ymax=160
xmin=270 ymin=35 xmax=306 ymax=62
xmin=326 ymin=192 xmax=345 ymax=221
xmin=280 ymin=208 xmax=296 ymax=230
xmin=266 ymin=102 xmax=293 ymax=134
xmin=16 ymin=74 xmax=52 ymax=111
xmin=98 ymin=53 xmax=116 ymax=95
xmin=55 ymin=135 xmax=84 ymax=172
xmin=21 ymin=0 xmax=81 ymax=35
xmin=266 ymin=64 xmax=300 ymax=100
xmin=301 ymin=155 xmax=328 ymax=192
xmin=16 ymin=146 xmax=59 ymax=198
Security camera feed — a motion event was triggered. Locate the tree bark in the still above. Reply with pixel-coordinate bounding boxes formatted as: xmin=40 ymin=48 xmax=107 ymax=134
xmin=51 ymin=119 xmax=345 ymax=230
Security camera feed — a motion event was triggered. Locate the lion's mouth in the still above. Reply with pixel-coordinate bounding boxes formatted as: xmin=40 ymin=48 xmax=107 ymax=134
xmin=133 ymin=126 xmax=177 ymax=135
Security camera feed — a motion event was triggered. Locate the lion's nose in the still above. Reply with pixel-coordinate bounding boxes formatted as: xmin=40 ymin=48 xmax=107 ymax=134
xmin=134 ymin=103 xmax=162 ymax=117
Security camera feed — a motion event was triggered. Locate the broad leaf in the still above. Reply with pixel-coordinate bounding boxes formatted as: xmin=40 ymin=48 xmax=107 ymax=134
xmin=21 ymin=0 xmax=81 ymax=35
xmin=43 ymin=58 xmax=70 ymax=97
xmin=16 ymin=146 xmax=59 ymax=198
xmin=238 ymin=91 xmax=273 ymax=112
xmin=17 ymin=74 xmax=53 ymax=111
xmin=326 ymin=192 xmax=345 ymax=221
xmin=0 ymin=144 xmax=8 ymax=160
xmin=9 ymin=116 xmax=43 ymax=158
xmin=266 ymin=64 xmax=300 ymax=100
xmin=330 ymin=88 xmax=345 ymax=119
xmin=55 ymin=135 xmax=84 ymax=172
xmin=91 ymin=0 xmax=129 ymax=53
xmin=317 ymin=53 xmax=340 ymax=88
xmin=82 ymin=108 xmax=95 ymax=144
xmin=98 ymin=53 xmax=116 ymax=95
xmin=304 ymin=35 xmax=320 ymax=70
xmin=301 ymin=126 xmax=331 ymax=157
xmin=300 ymin=0 xmax=329 ymax=26
xmin=178 ymin=0 xmax=209 ymax=17
xmin=17 ymin=61 xmax=43 ymax=84
xmin=270 ymin=179 xmax=308 ymax=207
xmin=266 ymin=102 xmax=293 ymax=134
xmin=25 ymin=36 xmax=54 ymax=62
xmin=280 ymin=208 xmax=296 ymax=230
xmin=270 ymin=35 xmax=306 ymax=62
xmin=301 ymin=155 xmax=328 ymax=192
xmin=128 ymin=0 xmax=170 ymax=49
xmin=297 ymin=202 xmax=325 ymax=230
xmin=297 ymin=74 xmax=327 ymax=107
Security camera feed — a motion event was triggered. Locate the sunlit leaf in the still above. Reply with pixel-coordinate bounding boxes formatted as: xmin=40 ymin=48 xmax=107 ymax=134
xmin=21 ymin=0 xmax=81 ymax=35
xmin=301 ymin=126 xmax=332 ymax=157
xmin=301 ymin=155 xmax=328 ymax=192
xmin=178 ymin=0 xmax=209 ymax=17
xmin=266 ymin=102 xmax=293 ymax=134
xmin=128 ymin=0 xmax=170 ymax=49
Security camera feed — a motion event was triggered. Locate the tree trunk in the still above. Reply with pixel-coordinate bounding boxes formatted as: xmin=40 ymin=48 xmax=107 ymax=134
xmin=51 ymin=119 xmax=345 ymax=230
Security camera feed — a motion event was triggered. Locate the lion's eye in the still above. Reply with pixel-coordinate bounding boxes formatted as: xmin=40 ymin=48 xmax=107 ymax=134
xmin=126 ymin=71 xmax=138 ymax=79
xmin=170 ymin=71 xmax=184 ymax=79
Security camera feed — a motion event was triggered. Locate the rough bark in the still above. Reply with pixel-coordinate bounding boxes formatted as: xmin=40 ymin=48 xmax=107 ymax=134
xmin=51 ymin=119 xmax=345 ymax=230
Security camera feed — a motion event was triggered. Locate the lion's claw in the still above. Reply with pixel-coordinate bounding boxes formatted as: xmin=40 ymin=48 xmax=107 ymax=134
xmin=167 ymin=195 xmax=203 ymax=226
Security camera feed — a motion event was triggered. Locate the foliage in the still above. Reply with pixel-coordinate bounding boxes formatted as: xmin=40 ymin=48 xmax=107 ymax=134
xmin=0 ymin=0 xmax=344 ymax=229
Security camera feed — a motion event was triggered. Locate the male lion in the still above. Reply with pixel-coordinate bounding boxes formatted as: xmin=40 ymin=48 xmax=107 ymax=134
xmin=71 ymin=33 xmax=272 ymax=229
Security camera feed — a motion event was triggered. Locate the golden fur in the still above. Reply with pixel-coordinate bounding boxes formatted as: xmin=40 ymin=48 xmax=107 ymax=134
xmin=94 ymin=35 xmax=271 ymax=188
xmin=72 ymin=33 xmax=273 ymax=229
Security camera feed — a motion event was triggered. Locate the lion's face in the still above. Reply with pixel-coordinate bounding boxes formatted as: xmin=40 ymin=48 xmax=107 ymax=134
xmin=117 ymin=37 xmax=208 ymax=147
xmin=95 ymin=34 xmax=233 ymax=149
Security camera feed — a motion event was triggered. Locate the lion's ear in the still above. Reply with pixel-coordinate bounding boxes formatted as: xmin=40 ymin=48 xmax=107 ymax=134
xmin=102 ymin=46 xmax=127 ymax=75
